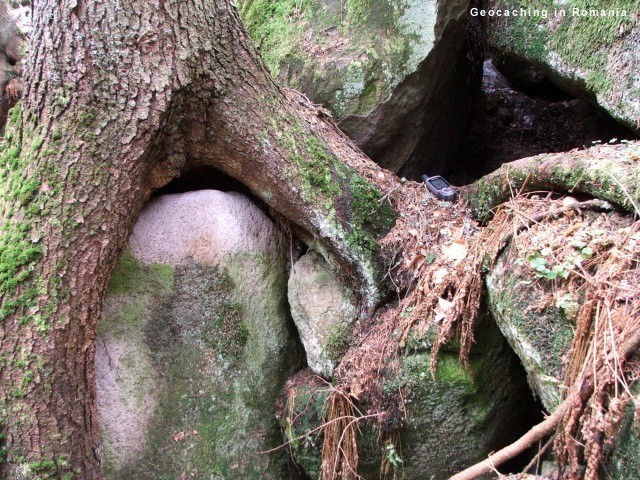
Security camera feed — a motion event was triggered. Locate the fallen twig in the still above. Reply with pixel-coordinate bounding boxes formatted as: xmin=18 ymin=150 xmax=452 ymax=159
xmin=448 ymin=328 xmax=640 ymax=480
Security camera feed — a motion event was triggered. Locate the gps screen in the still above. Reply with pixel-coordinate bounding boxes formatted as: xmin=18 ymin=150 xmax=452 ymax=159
xmin=429 ymin=177 xmax=450 ymax=190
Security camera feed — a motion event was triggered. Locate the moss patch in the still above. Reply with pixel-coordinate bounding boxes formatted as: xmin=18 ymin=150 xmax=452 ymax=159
xmin=324 ymin=324 xmax=352 ymax=362
xmin=239 ymin=0 xmax=315 ymax=75
xmin=344 ymin=173 xmax=395 ymax=252
xmin=280 ymin=382 xmax=329 ymax=478
xmin=106 ymin=249 xmax=174 ymax=296
xmin=240 ymin=0 xmax=434 ymax=119
xmin=101 ymin=249 xmax=302 ymax=479
xmin=490 ymin=0 xmax=639 ymax=126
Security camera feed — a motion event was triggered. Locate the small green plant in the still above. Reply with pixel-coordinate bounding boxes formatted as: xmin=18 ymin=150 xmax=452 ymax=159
xmin=399 ymin=306 xmax=413 ymax=318
xmin=520 ymin=238 xmax=595 ymax=281
xmin=556 ymin=293 xmax=580 ymax=321
xmin=385 ymin=442 xmax=402 ymax=468
xmin=524 ymin=251 xmax=571 ymax=280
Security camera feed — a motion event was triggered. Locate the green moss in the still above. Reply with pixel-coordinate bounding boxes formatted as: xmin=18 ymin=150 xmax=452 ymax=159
xmin=0 ymin=103 xmax=71 ymax=328
xmin=104 ymin=260 xmax=293 ymax=479
xmin=20 ymin=370 xmax=34 ymax=388
xmin=606 ymin=383 xmax=640 ymax=478
xmin=345 ymin=174 xmax=395 ymax=252
xmin=434 ymin=354 xmax=473 ymax=385
xmin=0 ymin=124 xmax=45 ymax=323
xmin=99 ymin=297 xmax=146 ymax=338
xmin=278 ymin=123 xmax=342 ymax=209
xmin=239 ymin=0 xmax=314 ymax=75
xmin=16 ymin=456 xmax=71 ymax=479
xmin=0 ymin=415 xmax=7 ymax=467
xmin=496 ymin=0 xmax=638 ymax=94
xmin=299 ymin=136 xmax=342 ymax=200
xmin=280 ymin=383 xmax=329 ymax=478
xmin=325 ymin=324 xmax=351 ymax=362
xmin=107 ymin=249 xmax=174 ymax=296
xmin=201 ymin=297 xmax=248 ymax=357
xmin=76 ymin=110 xmax=95 ymax=128
xmin=551 ymin=0 xmax=636 ymax=93
xmin=240 ymin=0 xmax=429 ymax=122
xmin=27 ymin=459 xmax=57 ymax=475
xmin=16 ymin=179 xmax=40 ymax=206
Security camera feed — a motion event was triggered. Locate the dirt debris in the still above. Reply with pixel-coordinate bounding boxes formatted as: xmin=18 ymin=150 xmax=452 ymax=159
xmin=324 ymin=180 xmax=640 ymax=478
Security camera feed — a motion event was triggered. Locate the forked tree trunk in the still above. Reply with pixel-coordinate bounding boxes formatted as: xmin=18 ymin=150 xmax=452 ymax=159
xmin=0 ymin=1 xmax=396 ymax=477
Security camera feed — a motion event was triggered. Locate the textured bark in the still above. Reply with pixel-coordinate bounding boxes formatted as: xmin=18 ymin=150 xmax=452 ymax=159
xmin=0 ymin=1 xmax=396 ymax=477
xmin=465 ymin=144 xmax=640 ymax=221
xmin=0 ymin=2 xmax=24 ymax=129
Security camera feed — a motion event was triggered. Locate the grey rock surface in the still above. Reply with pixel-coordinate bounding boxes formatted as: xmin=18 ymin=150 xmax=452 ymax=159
xmin=96 ymin=190 xmax=303 ymax=479
xmin=487 ymin=0 xmax=640 ymax=133
xmin=281 ymin=314 xmax=536 ymax=479
xmin=240 ymin=0 xmax=477 ymax=177
xmin=288 ymin=250 xmax=356 ymax=378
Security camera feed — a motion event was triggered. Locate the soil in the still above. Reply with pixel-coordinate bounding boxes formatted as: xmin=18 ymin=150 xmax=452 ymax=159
xmin=449 ymin=60 xmax=638 ymax=185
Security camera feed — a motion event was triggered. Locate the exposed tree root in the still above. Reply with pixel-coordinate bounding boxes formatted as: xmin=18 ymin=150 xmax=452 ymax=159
xmin=465 ymin=143 xmax=640 ymax=222
xmin=448 ymin=328 xmax=640 ymax=480
xmin=296 ymin=145 xmax=640 ymax=480
xmin=321 ymin=391 xmax=362 ymax=480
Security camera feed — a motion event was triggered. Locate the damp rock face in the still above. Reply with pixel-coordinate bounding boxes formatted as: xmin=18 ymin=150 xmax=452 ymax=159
xmin=288 ymin=250 xmax=357 ymax=378
xmin=240 ymin=0 xmax=478 ymax=178
xmin=279 ymin=314 xmax=537 ymax=479
xmin=486 ymin=0 xmax=640 ymax=134
xmin=485 ymin=207 xmax=638 ymax=412
xmin=486 ymin=242 xmax=574 ymax=412
xmin=96 ymin=190 xmax=303 ymax=479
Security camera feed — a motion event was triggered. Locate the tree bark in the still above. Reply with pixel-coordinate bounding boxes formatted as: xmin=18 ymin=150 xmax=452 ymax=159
xmin=464 ymin=146 xmax=640 ymax=222
xmin=0 ymin=1 xmax=396 ymax=477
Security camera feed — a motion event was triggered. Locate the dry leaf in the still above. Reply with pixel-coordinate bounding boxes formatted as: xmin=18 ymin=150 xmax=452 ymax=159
xmin=432 ymin=268 xmax=448 ymax=284
xmin=441 ymin=239 xmax=468 ymax=265
xmin=438 ymin=297 xmax=453 ymax=311
xmin=351 ymin=381 xmax=364 ymax=400
xmin=563 ymin=196 xmax=578 ymax=206
xmin=406 ymin=253 xmax=426 ymax=271
xmin=173 ymin=431 xmax=185 ymax=442
xmin=433 ymin=298 xmax=453 ymax=324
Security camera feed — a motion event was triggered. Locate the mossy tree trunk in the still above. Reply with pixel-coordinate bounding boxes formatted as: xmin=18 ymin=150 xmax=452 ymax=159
xmin=0 ymin=0 xmax=396 ymax=477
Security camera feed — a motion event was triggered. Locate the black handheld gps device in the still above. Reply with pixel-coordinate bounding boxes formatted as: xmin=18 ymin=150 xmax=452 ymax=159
xmin=421 ymin=175 xmax=456 ymax=202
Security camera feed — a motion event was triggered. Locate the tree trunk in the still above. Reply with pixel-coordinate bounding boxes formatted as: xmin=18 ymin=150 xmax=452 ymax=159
xmin=0 ymin=1 xmax=397 ymax=477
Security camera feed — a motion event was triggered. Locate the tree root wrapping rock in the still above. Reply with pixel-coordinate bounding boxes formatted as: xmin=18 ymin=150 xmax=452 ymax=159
xmin=465 ymin=142 xmax=640 ymax=222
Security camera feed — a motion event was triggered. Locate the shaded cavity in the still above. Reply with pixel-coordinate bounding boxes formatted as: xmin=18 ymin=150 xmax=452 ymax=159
xmin=447 ymin=59 xmax=638 ymax=186
xmin=153 ymin=165 xmax=255 ymax=197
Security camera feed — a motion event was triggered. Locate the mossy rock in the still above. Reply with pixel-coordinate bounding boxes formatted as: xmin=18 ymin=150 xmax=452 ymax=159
xmin=486 ymin=242 xmax=573 ymax=411
xmin=239 ymin=0 xmax=477 ymax=177
xmin=96 ymin=191 xmax=305 ymax=479
xmin=279 ymin=312 xmax=536 ymax=479
xmin=486 ymin=0 xmax=640 ymax=133
xmin=605 ymin=383 xmax=640 ymax=479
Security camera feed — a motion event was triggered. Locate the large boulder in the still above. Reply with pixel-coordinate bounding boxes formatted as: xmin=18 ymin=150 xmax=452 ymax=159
xmin=288 ymin=250 xmax=357 ymax=378
xmin=486 ymin=0 xmax=640 ymax=133
xmin=278 ymin=313 xmax=537 ymax=479
xmin=96 ymin=190 xmax=304 ymax=479
xmin=240 ymin=0 xmax=479 ymax=178
xmin=485 ymin=201 xmax=640 ymax=476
